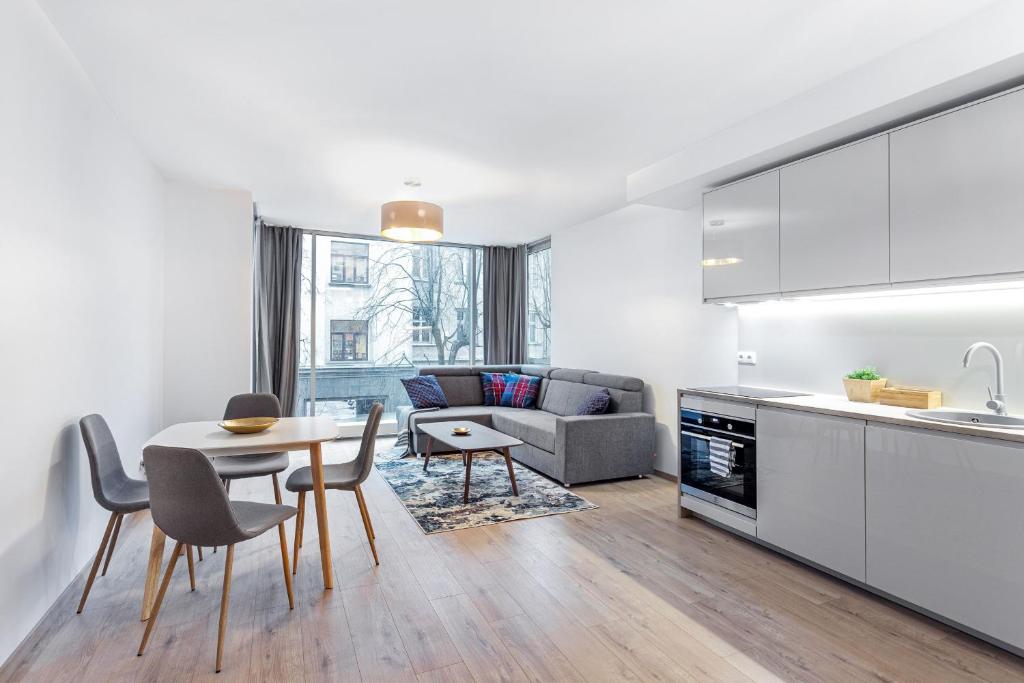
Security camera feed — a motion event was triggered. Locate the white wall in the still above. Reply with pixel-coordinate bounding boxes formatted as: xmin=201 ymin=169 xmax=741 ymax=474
xmin=0 ymin=0 xmax=165 ymax=664
xmin=163 ymin=181 xmax=253 ymax=426
xmin=550 ymin=205 xmax=737 ymax=474
xmin=737 ymin=288 xmax=1024 ymax=413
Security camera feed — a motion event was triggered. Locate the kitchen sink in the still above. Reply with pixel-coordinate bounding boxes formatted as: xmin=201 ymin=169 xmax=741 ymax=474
xmin=906 ymin=409 xmax=1024 ymax=429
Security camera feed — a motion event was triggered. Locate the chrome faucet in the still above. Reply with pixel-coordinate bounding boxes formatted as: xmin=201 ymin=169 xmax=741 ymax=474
xmin=962 ymin=342 xmax=1007 ymax=416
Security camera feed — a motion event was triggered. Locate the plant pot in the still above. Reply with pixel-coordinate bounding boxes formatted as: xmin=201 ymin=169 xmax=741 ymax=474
xmin=843 ymin=377 xmax=888 ymax=403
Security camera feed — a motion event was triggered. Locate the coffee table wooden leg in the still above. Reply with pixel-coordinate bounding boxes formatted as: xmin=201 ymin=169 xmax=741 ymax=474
xmin=309 ymin=441 xmax=334 ymax=590
xmin=423 ymin=436 xmax=433 ymax=472
xmin=141 ymin=524 xmax=166 ymax=621
xmin=463 ymin=450 xmax=473 ymax=503
xmin=502 ymin=447 xmax=519 ymax=496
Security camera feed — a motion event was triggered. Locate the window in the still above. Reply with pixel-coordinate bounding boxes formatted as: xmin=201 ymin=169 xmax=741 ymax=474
xmin=331 ymin=241 xmax=368 ymax=285
xmin=527 ymin=241 xmax=551 ymax=364
xmin=411 ymin=305 xmax=433 ymax=344
xmin=298 ymin=234 xmax=483 ymax=426
xmin=330 ymin=319 xmax=368 ymax=361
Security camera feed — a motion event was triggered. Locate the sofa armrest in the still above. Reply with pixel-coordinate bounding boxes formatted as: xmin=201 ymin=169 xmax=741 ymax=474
xmin=555 ymin=412 xmax=656 ymax=484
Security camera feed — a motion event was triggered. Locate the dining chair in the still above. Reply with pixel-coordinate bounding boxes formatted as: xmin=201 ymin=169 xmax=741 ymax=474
xmin=140 ymin=445 xmax=296 ymax=673
xmin=214 ymin=393 xmax=290 ymax=500
xmin=286 ymin=402 xmax=383 ymax=568
xmin=77 ymin=415 xmax=198 ymax=614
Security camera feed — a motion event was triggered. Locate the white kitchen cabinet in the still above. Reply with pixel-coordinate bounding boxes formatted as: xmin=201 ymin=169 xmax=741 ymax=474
xmin=866 ymin=425 xmax=1024 ymax=650
xmin=780 ymin=135 xmax=889 ymax=293
xmin=702 ymin=171 xmax=779 ymax=300
xmin=756 ymin=407 xmax=865 ymax=581
xmin=890 ymin=87 xmax=1024 ymax=283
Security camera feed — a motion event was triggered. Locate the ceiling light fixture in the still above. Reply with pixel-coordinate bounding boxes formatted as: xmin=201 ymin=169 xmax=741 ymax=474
xmin=380 ymin=200 xmax=443 ymax=242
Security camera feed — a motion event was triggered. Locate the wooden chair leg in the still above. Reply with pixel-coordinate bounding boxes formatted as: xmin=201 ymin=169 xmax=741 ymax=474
xmin=277 ymin=522 xmax=295 ymax=609
xmin=186 ymin=545 xmax=196 ymax=591
xmin=215 ymin=545 xmax=235 ymax=673
xmin=138 ymin=540 xmax=184 ymax=656
xmin=272 ymin=472 xmax=282 ymax=504
xmin=354 ymin=486 xmax=379 ymax=565
xmin=293 ymin=491 xmax=305 ymax=575
xmin=77 ymin=511 xmax=118 ymax=613
xmin=100 ymin=513 xmax=123 ymax=577
xmin=197 ymin=546 xmax=204 ymax=562
xmin=355 ymin=486 xmax=375 ymax=539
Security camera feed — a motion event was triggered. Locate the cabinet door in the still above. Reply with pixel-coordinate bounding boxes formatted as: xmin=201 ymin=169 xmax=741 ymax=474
xmin=890 ymin=88 xmax=1024 ymax=283
xmin=866 ymin=425 xmax=1024 ymax=649
xmin=780 ymin=136 xmax=889 ymax=293
xmin=756 ymin=408 xmax=865 ymax=580
xmin=702 ymin=171 xmax=779 ymax=300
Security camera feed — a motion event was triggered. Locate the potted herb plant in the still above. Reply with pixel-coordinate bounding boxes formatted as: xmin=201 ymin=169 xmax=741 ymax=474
xmin=843 ymin=366 xmax=887 ymax=403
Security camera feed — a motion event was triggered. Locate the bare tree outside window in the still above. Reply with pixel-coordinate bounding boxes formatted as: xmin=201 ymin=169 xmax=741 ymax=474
xmin=356 ymin=244 xmax=473 ymax=365
xmin=527 ymin=246 xmax=551 ymax=364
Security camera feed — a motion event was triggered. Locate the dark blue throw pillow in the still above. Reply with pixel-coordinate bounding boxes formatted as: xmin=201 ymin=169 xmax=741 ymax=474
xmin=401 ymin=375 xmax=449 ymax=409
xmin=576 ymin=388 xmax=610 ymax=416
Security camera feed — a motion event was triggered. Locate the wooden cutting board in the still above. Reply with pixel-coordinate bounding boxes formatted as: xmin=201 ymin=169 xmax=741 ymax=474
xmin=878 ymin=385 xmax=942 ymax=409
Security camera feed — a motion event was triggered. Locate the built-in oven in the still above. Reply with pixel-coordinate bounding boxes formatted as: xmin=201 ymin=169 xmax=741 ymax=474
xmin=679 ymin=407 xmax=757 ymax=519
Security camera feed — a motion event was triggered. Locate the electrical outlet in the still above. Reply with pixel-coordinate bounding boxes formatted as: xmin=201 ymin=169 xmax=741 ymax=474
xmin=737 ymin=350 xmax=757 ymax=366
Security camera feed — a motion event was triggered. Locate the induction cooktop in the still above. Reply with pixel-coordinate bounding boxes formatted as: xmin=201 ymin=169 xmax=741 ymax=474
xmin=691 ymin=385 xmax=811 ymax=399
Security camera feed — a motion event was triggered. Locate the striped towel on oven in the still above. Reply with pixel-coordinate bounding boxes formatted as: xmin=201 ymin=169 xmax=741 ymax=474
xmin=708 ymin=436 xmax=734 ymax=477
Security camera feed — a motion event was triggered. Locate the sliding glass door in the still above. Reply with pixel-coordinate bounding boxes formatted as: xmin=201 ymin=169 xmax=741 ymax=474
xmin=297 ymin=233 xmax=483 ymax=425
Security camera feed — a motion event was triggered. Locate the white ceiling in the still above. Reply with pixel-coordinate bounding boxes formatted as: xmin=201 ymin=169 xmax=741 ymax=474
xmin=40 ymin=0 xmax=997 ymax=244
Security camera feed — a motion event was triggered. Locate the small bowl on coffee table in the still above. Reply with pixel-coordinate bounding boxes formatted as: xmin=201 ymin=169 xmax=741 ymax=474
xmin=451 ymin=426 xmax=471 ymax=436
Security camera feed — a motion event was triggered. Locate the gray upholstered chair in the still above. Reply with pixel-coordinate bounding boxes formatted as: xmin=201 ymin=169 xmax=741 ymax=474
xmin=214 ymin=393 xmax=290 ymax=499
xmin=139 ymin=445 xmax=296 ymax=673
xmin=286 ymin=403 xmax=383 ymax=567
xmin=77 ymin=415 xmax=198 ymax=613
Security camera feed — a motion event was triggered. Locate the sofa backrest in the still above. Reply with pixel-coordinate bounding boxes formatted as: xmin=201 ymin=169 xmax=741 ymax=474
xmin=539 ymin=368 xmax=643 ymax=416
xmin=415 ymin=365 xmax=642 ymax=414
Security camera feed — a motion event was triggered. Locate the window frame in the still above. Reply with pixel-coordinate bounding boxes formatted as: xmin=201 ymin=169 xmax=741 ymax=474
xmin=330 ymin=240 xmax=370 ymax=286
xmin=329 ymin=318 xmax=369 ymax=362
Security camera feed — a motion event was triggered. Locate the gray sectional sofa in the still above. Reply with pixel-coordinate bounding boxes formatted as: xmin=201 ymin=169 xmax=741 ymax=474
xmin=396 ymin=365 xmax=655 ymax=486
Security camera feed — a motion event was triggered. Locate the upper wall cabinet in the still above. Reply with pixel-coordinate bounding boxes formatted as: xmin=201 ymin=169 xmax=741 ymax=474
xmin=890 ymin=88 xmax=1024 ymax=283
xmin=780 ymin=135 xmax=889 ymax=293
xmin=702 ymin=170 xmax=779 ymax=300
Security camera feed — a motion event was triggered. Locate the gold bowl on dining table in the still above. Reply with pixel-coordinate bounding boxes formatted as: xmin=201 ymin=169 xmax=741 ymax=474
xmin=218 ymin=417 xmax=278 ymax=434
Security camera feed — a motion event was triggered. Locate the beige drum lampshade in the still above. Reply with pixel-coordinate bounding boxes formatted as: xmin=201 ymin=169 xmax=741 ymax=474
xmin=380 ymin=200 xmax=444 ymax=242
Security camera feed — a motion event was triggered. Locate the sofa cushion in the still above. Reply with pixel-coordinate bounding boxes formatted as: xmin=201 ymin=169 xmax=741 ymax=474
xmin=548 ymin=368 xmax=594 ymax=383
xmin=400 ymin=375 xmax=449 ymax=409
xmin=583 ymin=372 xmax=644 ymax=392
xmin=480 ymin=372 xmax=509 ymax=406
xmin=576 ymin=388 xmax=610 ymax=415
xmin=491 ymin=410 xmax=556 ymax=452
xmin=540 ymin=378 xmax=604 ymax=417
xmin=500 ymin=374 xmax=542 ymax=408
xmin=431 ymin=375 xmax=483 ymax=406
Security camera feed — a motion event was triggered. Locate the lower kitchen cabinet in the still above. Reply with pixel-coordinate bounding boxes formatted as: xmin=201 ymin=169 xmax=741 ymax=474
xmin=756 ymin=407 xmax=866 ymax=581
xmin=866 ymin=424 xmax=1024 ymax=650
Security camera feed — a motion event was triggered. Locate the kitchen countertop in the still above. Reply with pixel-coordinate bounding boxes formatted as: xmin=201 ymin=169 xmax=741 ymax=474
xmin=680 ymin=387 xmax=1024 ymax=445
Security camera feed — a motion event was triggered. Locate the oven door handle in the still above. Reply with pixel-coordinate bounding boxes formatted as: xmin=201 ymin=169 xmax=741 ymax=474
xmin=681 ymin=430 xmax=745 ymax=449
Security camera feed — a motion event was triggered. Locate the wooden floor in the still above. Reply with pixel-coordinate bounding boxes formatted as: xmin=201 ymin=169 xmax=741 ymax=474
xmin=4 ymin=437 xmax=1024 ymax=682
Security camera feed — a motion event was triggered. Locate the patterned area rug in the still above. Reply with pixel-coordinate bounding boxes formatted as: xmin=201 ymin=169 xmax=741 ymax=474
xmin=374 ymin=446 xmax=597 ymax=534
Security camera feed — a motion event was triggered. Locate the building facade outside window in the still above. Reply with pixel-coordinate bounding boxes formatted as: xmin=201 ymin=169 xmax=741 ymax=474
xmin=411 ymin=305 xmax=433 ymax=344
xmin=330 ymin=319 xmax=368 ymax=361
xmin=331 ymin=240 xmax=369 ymax=285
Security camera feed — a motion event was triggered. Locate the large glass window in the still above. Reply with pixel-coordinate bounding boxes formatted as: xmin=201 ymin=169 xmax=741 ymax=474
xmin=527 ymin=241 xmax=551 ymax=364
xmin=297 ymin=234 xmax=482 ymax=424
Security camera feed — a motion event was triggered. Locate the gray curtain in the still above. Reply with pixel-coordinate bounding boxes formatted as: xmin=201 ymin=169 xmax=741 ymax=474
xmin=483 ymin=245 xmax=528 ymax=364
xmin=254 ymin=221 xmax=303 ymax=416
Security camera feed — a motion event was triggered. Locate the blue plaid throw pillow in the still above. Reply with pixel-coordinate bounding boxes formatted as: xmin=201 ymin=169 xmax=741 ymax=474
xmin=576 ymin=388 xmax=610 ymax=415
xmin=500 ymin=374 xmax=542 ymax=409
xmin=400 ymin=375 xmax=449 ymax=409
xmin=480 ymin=372 xmax=509 ymax=406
